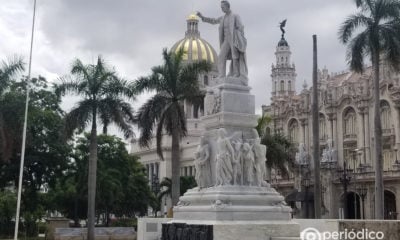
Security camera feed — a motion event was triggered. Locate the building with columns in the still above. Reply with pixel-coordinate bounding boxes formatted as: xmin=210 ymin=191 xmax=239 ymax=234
xmin=262 ymin=33 xmax=400 ymax=219
xmin=130 ymin=13 xmax=218 ymax=214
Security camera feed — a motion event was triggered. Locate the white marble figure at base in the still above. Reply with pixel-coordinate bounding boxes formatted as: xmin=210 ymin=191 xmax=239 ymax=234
xmin=215 ymin=128 xmax=234 ymax=186
xmin=253 ymin=136 xmax=269 ymax=187
xmin=232 ymin=140 xmax=243 ymax=185
xmin=242 ymin=142 xmax=255 ymax=186
xmin=194 ymin=137 xmax=211 ymax=188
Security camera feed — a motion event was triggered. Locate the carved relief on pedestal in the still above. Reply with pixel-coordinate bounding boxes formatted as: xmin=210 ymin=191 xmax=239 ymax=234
xmin=194 ymin=128 xmax=269 ymax=188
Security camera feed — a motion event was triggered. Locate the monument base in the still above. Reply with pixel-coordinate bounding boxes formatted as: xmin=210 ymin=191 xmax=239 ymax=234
xmin=162 ymin=220 xmax=300 ymax=240
xmin=173 ymin=186 xmax=291 ymax=221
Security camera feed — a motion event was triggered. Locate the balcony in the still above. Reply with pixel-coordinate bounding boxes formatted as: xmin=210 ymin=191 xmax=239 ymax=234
xmin=382 ymin=128 xmax=394 ymax=138
xmin=343 ymin=133 xmax=357 ymax=143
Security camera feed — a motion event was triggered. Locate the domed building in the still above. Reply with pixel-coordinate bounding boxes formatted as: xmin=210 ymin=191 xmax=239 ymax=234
xmin=171 ymin=13 xmax=218 ymax=73
xmin=131 ymin=13 xmax=218 ymax=216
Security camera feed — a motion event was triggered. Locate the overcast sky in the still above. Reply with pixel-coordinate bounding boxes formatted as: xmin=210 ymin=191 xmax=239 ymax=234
xmin=1 ymin=0 xmax=357 ymax=138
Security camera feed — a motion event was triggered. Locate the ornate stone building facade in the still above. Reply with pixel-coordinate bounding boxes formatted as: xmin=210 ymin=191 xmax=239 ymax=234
xmin=262 ymin=34 xmax=400 ymax=219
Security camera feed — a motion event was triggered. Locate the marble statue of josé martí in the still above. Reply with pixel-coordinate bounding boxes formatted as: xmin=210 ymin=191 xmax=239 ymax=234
xmin=197 ymin=0 xmax=248 ymax=80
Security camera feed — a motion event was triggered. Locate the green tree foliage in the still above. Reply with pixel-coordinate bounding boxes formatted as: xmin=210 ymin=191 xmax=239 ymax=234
xmin=338 ymin=0 xmax=400 ymax=219
xmin=0 ymin=190 xmax=16 ymax=237
xmin=55 ymin=56 xmax=135 ymax=239
xmin=0 ymin=57 xmax=24 ymax=162
xmin=135 ymin=49 xmax=211 ymax=206
xmin=261 ymin=132 xmax=296 ymax=180
xmin=0 ymin=76 xmax=71 ymax=237
xmin=49 ymin=135 xmax=153 ymax=226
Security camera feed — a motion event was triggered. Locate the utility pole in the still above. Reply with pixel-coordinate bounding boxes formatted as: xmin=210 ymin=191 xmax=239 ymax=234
xmin=14 ymin=0 xmax=36 ymax=239
xmin=312 ymin=35 xmax=321 ymax=219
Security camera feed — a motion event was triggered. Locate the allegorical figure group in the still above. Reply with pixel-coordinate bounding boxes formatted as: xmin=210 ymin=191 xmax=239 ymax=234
xmin=194 ymin=128 xmax=269 ymax=188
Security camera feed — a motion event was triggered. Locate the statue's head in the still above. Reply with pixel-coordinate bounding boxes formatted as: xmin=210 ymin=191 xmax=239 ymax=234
xmin=221 ymin=0 xmax=231 ymax=13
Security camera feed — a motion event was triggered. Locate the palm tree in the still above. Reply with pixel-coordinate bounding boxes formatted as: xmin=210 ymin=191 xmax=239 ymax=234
xmin=135 ymin=49 xmax=211 ymax=206
xmin=55 ymin=56 xmax=135 ymax=240
xmin=0 ymin=57 xmax=25 ymax=162
xmin=339 ymin=0 xmax=400 ymax=219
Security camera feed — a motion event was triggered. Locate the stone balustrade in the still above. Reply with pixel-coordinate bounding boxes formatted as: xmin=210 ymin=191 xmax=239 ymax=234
xmin=54 ymin=227 xmax=136 ymax=240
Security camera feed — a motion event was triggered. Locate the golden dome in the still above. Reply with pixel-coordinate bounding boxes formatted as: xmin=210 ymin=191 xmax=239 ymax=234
xmin=171 ymin=38 xmax=217 ymax=64
xmin=187 ymin=13 xmax=199 ymax=21
xmin=171 ymin=14 xmax=218 ymax=68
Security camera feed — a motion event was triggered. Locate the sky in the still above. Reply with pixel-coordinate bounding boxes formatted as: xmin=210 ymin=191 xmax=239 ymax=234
xmin=0 ymin=0 xmax=357 ymax=138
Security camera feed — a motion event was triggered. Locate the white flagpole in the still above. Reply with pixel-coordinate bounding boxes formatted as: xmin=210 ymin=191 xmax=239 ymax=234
xmin=14 ymin=0 xmax=37 ymax=239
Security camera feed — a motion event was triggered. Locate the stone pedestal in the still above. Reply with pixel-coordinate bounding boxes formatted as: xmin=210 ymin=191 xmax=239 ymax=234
xmin=162 ymin=77 xmax=300 ymax=240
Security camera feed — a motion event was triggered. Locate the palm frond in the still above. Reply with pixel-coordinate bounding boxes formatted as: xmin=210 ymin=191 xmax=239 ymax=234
xmin=0 ymin=56 xmax=25 ymax=93
xmin=64 ymin=99 xmax=94 ymax=139
xmin=98 ymin=98 xmax=135 ymax=139
xmin=380 ymin=24 xmax=400 ymax=72
xmin=103 ymin=77 xmax=136 ymax=99
xmin=156 ymin=107 xmax=168 ymax=160
xmin=71 ymin=58 xmax=91 ymax=81
xmin=346 ymin=31 xmax=369 ymax=73
xmin=339 ymin=13 xmax=372 ymax=44
xmin=134 ymin=73 xmax=162 ymax=94
xmin=136 ymin=94 xmax=169 ymax=147
xmin=178 ymin=60 xmax=212 ymax=98
xmin=55 ymin=76 xmax=88 ymax=97
xmin=374 ymin=0 xmax=400 ymax=20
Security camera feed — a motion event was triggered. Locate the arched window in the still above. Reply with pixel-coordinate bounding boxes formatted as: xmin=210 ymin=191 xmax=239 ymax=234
xmin=288 ymin=81 xmax=292 ymax=92
xmin=280 ymin=80 xmax=285 ymax=92
xmin=380 ymin=101 xmax=392 ymax=131
xmin=204 ymin=75 xmax=209 ymax=86
xmin=343 ymin=107 xmax=357 ymax=138
xmin=274 ymin=81 xmax=277 ymax=92
xmin=288 ymin=119 xmax=299 ymax=143
xmin=319 ymin=113 xmax=327 ymax=141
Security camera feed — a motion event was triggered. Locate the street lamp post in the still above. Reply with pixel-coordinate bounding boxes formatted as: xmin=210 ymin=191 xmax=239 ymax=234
xmin=338 ymin=160 xmax=352 ymax=219
xmin=301 ymin=175 xmax=311 ymax=218
xmin=151 ymin=174 xmax=160 ymax=217
xmin=356 ymin=185 xmax=367 ymax=219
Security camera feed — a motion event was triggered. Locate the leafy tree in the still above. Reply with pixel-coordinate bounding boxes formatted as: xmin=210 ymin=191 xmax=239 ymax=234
xmin=255 ymin=114 xmax=272 ymax=138
xmin=0 ymin=190 xmax=16 ymax=237
xmin=0 ymin=57 xmax=24 ymax=163
xmin=338 ymin=0 xmax=400 ymax=219
xmin=135 ymin=49 xmax=211 ymax=206
xmin=49 ymin=135 xmax=152 ymax=226
xmin=0 ymin=76 xmax=71 ymax=237
xmin=261 ymin=133 xmax=296 ymax=181
xmin=55 ymin=57 xmax=135 ymax=239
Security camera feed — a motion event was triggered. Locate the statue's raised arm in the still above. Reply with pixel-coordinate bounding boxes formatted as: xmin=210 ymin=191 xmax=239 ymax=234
xmin=197 ymin=12 xmax=221 ymax=25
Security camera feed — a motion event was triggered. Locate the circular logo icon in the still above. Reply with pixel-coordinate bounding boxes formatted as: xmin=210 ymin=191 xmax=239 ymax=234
xmin=301 ymin=227 xmax=322 ymax=240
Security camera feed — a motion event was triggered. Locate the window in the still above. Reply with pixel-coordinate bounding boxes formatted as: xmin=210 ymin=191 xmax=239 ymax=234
xmin=204 ymin=75 xmax=209 ymax=86
xmin=319 ymin=114 xmax=327 ymax=141
xmin=288 ymin=119 xmax=299 ymax=143
xmin=381 ymin=101 xmax=392 ymax=131
xmin=280 ymin=80 xmax=285 ymax=91
xmin=288 ymin=81 xmax=291 ymax=92
xmin=274 ymin=81 xmax=277 ymax=92
xmin=344 ymin=108 xmax=356 ymax=136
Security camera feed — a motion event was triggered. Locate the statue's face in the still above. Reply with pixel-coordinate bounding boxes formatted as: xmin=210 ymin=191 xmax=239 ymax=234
xmin=221 ymin=3 xmax=230 ymax=13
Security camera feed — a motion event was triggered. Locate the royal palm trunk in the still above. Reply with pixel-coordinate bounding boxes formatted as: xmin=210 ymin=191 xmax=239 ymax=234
xmin=372 ymin=51 xmax=384 ymax=219
xmin=87 ymin=108 xmax=98 ymax=240
xmin=171 ymin=126 xmax=181 ymax=207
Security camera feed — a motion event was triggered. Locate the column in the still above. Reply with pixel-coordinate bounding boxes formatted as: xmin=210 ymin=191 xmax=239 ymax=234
xmin=365 ymin=111 xmax=371 ymax=166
